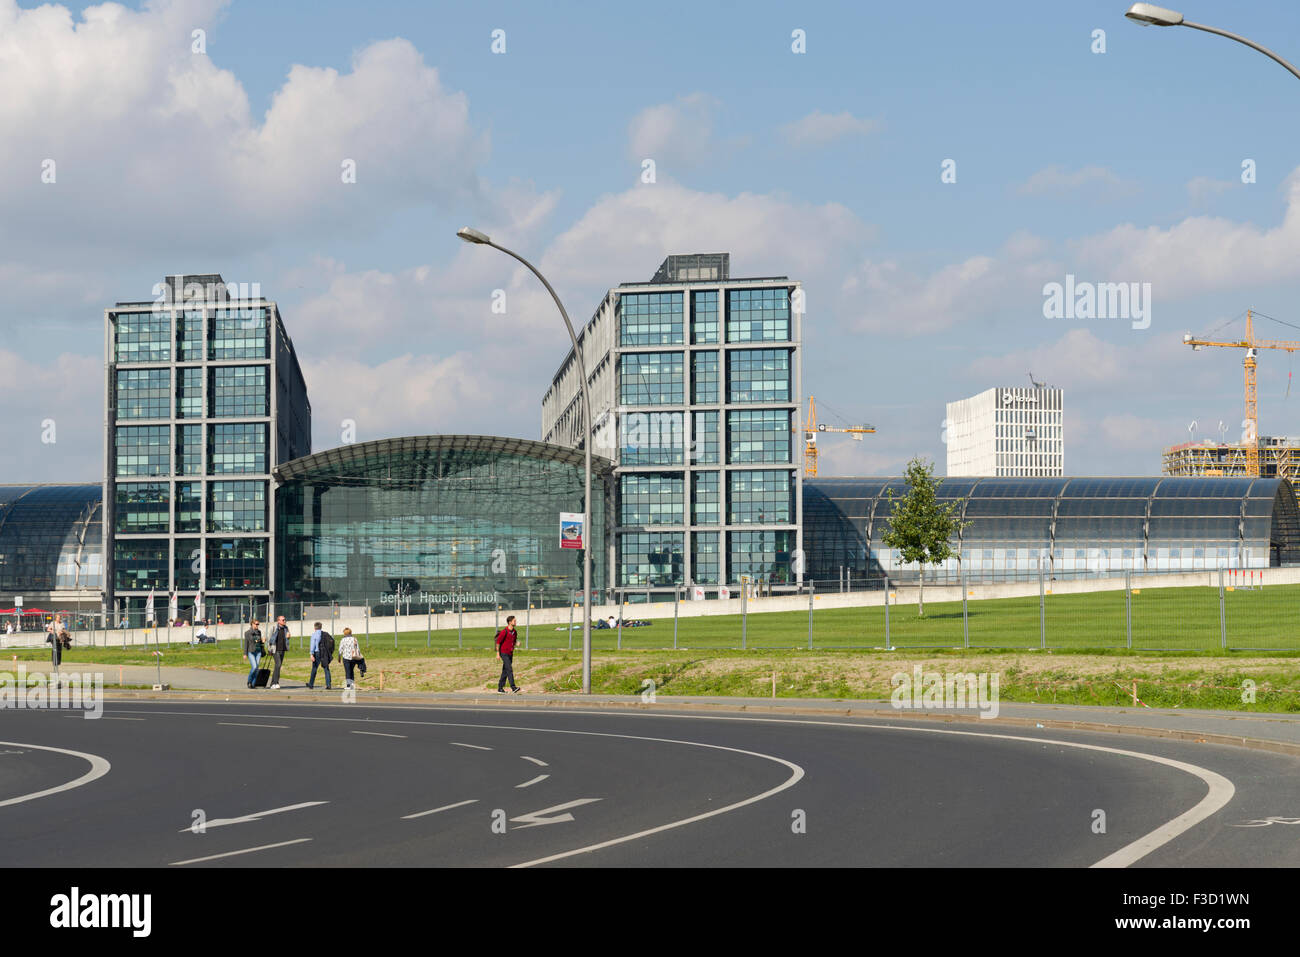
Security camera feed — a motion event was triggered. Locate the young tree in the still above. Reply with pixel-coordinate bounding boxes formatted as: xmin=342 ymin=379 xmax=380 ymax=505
xmin=881 ymin=457 xmax=971 ymax=617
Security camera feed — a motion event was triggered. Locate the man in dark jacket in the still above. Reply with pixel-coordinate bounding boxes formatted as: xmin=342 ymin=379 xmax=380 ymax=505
xmin=494 ymin=615 xmax=521 ymax=694
xmin=268 ymin=615 xmax=291 ymax=689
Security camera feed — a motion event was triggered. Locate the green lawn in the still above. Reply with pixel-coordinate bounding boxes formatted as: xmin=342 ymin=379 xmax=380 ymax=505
xmin=23 ymin=582 xmax=1300 ymax=660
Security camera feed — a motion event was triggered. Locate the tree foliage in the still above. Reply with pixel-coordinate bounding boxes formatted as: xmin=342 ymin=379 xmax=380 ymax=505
xmin=881 ymin=458 xmax=971 ymax=613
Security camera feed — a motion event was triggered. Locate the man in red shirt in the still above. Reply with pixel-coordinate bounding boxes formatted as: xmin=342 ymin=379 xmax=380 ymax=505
xmin=495 ymin=615 xmax=521 ymax=694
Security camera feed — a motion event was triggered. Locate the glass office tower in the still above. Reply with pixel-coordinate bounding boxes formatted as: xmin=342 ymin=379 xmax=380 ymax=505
xmin=542 ymin=254 xmax=803 ymax=598
xmin=103 ymin=274 xmax=311 ymax=623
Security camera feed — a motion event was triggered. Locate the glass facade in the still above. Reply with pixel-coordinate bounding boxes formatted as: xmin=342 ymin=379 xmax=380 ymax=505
xmin=209 ymin=423 xmax=267 ymax=474
xmin=206 ymin=538 xmax=267 ymax=590
xmin=727 ymin=349 xmax=790 ymax=403
xmin=275 ymin=436 xmax=606 ymax=607
xmin=803 ymin=476 xmax=1300 ymax=583
xmin=692 ymin=471 xmax=720 ymax=525
xmin=176 ymin=424 xmax=203 ymax=475
xmin=176 ymin=367 xmax=203 ymax=418
xmin=0 ymin=486 xmax=102 ymax=591
xmin=175 ymin=482 xmax=203 ymax=533
xmin=116 ymin=368 xmax=170 ymax=419
xmin=692 ymin=350 xmax=720 ymax=404
xmin=116 ymin=426 xmax=170 ymax=476
xmin=209 ymin=308 xmax=269 ymax=359
xmin=691 ymin=290 xmax=719 ymax=344
xmin=113 ymin=312 xmax=171 ymax=363
xmin=691 ymin=531 xmax=720 ymax=584
xmin=174 ymin=538 xmax=201 ymax=590
xmin=619 ymin=531 xmax=683 ymax=587
xmin=115 ymin=483 xmax=170 ymax=534
xmin=620 ymin=352 xmax=684 ymax=406
xmin=621 ymin=411 xmax=684 ymax=466
xmin=618 ymin=292 xmax=683 ymax=346
xmin=619 ymin=473 xmax=683 ymax=526
xmin=692 ymin=411 xmax=719 ymax=464
xmin=728 ymin=530 xmax=795 ymax=583
xmin=727 ymin=288 xmax=790 ymax=342
xmin=210 ymin=366 xmax=268 ymax=418
xmin=114 ymin=539 xmax=169 ymax=591
xmin=728 ymin=470 xmax=793 ymax=524
xmin=207 ymin=481 xmax=267 ymax=532
xmin=727 ymin=409 xmax=791 ymax=463
xmin=177 ymin=310 xmax=204 ymax=361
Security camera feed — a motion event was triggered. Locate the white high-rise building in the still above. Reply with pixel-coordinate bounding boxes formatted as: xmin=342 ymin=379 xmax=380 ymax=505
xmin=946 ymin=386 xmax=1063 ymax=476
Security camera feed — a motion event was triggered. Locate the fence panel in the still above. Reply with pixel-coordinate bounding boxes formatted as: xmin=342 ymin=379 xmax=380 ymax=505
xmin=1044 ymin=584 xmax=1128 ymax=649
xmin=1225 ymin=580 xmax=1300 ymax=650
xmin=1129 ymin=581 xmax=1222 ymax=651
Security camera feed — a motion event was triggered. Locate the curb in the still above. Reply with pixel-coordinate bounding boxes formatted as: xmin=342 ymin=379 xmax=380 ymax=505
xmin=93 ymin=688 xmax=1300 ymax=759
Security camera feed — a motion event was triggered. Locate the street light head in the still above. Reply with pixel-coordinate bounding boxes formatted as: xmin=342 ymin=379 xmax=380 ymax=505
xmin=456 ymin=226 xmax=492 ymax=245
xmin=1124 ymin=3 xmax=1184 ymax=26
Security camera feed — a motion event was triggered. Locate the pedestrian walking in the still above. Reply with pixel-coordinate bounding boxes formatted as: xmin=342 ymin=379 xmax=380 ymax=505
xmin=268 ymin=614 xmax=291 ymax=689
xmin=242 ymin=620 xmax=265 ymax=689
xmin=338 ymin=627 xmax=364 ymax=688
xmin=494 ymin=615 xmax=521 ymax=694
xmin=307 ymin=622 xmax=334 ymax=690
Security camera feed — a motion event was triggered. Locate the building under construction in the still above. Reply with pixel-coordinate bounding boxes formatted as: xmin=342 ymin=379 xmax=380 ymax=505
xmin=1162 ymin=435 xmax=1300 ymax=481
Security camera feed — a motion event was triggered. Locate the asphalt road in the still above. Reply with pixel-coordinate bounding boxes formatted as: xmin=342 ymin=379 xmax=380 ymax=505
xmin=2 ymin=699 xmax=1298 ymax=867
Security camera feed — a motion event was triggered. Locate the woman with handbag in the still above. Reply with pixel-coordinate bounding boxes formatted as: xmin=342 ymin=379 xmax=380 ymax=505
xmin=242 ymin=620 xmax=265 ymax=689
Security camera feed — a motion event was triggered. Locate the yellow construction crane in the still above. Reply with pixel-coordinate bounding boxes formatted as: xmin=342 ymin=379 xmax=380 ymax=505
xmin=1183 ymin=309 xmax=1300 ymax=477
xmin=793 ymin=395 xmax=875 ymax=477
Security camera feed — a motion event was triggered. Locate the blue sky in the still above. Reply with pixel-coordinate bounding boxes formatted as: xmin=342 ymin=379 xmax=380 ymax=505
xmin=5 ymin=0 xmax=1300 ymax=481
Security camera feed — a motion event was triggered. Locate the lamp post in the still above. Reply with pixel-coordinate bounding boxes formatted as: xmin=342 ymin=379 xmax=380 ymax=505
xmin=456 ymin=226 xmax=594 ymax=694
xmin=1124 ymin=4 xmax=1300 ymax=82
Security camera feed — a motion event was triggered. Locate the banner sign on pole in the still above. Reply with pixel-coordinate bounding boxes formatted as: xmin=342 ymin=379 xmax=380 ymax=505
xmin=560 ymin=512 xmax=584 ymax=550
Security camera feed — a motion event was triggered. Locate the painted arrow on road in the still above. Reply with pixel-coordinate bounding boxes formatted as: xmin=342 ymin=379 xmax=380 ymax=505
xmin=509 ymin=798 xmax=602 ymax=830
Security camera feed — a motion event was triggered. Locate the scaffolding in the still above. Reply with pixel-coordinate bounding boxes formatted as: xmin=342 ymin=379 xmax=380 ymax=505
xmin=1162 ymin=435 xmax=1300 ymax=482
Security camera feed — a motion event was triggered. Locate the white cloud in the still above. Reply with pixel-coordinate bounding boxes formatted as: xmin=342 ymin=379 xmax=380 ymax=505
xmin=1017 ymin=164 xmax=1131 ymax=197
xmin=0 ymin=0 xmax=489 ymax=259
xmin=1072 ymin=170 xmax=1300 ymax=296
xmin=626 ymin=93 xmax=733 ymax=169
xmin=0 ymin=349 xmax=102 ymax=481
xmin=780 ymin=110 xmax=876 ymax=148
xmin=1186 ymin=175 xmax=1237 ymax=204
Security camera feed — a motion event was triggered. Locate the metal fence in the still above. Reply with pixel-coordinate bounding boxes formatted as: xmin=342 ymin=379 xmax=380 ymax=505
xmin=4 ymin=568 xmax=1294 ymax=653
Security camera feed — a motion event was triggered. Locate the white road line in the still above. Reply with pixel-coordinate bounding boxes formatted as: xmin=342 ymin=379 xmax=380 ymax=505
xmin=515 ymin=774 xmax=550 ymax=789
xmin=520 ymin=756 xmax=548 ymax=767
xmin=178 ymin=801 xmax=328 ymax=832
xmin=218 ymin=722 xmax=288 ymax=729
xmin=451 ymin=742 xmax=492 ymax=750
xmin=102 ymin=717 xmax=144 ymax=721
xmin=402 ymin=799 xmax=479 ymax=820
xmin=105 ymin=706 xmax=1240 ymax=867
xmin=169 ymin=838 xmax=311 ymax=866
xmin=0 ymin=741 xmax=111 ymax=809
xmin=352 ymin=731 xmax=406 ymax=738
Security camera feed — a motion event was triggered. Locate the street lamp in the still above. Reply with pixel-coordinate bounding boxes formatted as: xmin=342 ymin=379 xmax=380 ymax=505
xmin=1124 ymin=4 xmax=1300 ymax=82
xmin=456 ymin=226 xmax=595 ymax=694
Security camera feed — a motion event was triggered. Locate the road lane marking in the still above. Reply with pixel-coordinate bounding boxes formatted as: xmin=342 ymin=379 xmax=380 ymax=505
xmin=178 ymin=801 xmax=328 ymax=832
xmin=510 ymin=798 xmax=601 ymax=829
xmin=105 ymin=705 xmax=1238 ymax=867
xmin=451 ymin=742 xmax=492 ymax=750
xmin=402 ymin=799 xmax=479 ymax=820
xmin=169 ymin=838 xmax=311 ymax=866
xmin=218 ymin=722 xmax=288 ymax=729
xmin=102 ymin=717 xmax=144 ymax=721
xmin=521 ymin=756 xmax=548 ymax=766
xmin=352 ymin=731 xmax=406 ymax=738
xmin=515 ymin=774 xmax=549 ymax=789
xmin=0 ymin=741 xmax=111 ymax=809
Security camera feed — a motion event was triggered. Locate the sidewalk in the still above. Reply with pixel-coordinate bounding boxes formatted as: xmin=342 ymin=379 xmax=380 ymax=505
xmin=22 ymin=659 xmax=1300 ymax=755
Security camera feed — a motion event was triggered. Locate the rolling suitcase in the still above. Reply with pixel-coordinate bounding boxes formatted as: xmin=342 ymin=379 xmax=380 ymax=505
xmin=253 ymin=659 xmax=271 ymax=688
